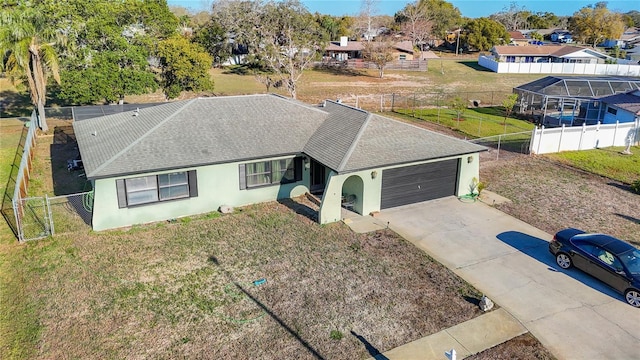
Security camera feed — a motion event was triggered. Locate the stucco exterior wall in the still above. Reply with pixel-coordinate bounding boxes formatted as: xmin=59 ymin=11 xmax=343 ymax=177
xmin=92 ymin=156 xmax=310 ymax=231
xmin=603 ymin=106 xmax=637 ymax=124
xmin=318 ymin=154 xmax=480 ymax=224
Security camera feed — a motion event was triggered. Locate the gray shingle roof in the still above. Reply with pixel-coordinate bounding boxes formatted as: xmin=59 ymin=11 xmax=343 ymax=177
xmin=74 ymin=95 xmax=486 ymax=179
xmin=600 ymin=90 xmax=640 ymax=115
xmin=74 ymin=95 xmax=327 ymax=178
xmin=302 ymin=101 xmax=369 ymax=171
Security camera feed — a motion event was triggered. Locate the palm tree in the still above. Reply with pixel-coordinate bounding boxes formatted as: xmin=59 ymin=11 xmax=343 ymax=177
xmin=0 ymin=7 xmax=61 ymax=132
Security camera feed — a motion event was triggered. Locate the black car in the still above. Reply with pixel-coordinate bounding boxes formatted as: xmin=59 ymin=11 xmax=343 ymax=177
xmin=549 ymin=228 xmax=640 ymax=308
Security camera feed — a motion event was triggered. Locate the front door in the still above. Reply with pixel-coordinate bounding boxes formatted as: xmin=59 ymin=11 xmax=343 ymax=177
xmin=310 ymin=160 xmax=325 ymax=194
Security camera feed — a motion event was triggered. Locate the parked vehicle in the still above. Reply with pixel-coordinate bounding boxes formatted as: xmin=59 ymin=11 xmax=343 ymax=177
xmin=549 ymin=228 xmax=640 ymax=307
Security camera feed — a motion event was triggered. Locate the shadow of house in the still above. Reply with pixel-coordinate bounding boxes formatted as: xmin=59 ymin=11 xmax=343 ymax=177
xmin=496 ymin=231 xmax=625 ymax=303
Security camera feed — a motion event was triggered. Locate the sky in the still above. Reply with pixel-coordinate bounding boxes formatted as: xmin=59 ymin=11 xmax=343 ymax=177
xmin=168 ymin=0 xmax=638 ymax=18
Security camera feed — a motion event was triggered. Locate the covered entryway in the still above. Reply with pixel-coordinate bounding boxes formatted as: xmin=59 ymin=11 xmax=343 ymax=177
xmin=380 ymin=159 xmax=459 ymax=209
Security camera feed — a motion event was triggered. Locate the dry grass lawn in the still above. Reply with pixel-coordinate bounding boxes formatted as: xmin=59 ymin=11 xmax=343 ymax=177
xmin=14 ymin=202 xmax=486 ymax=359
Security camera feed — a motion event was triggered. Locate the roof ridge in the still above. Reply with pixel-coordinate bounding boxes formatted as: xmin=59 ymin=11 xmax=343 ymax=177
xmin=337 ymin=112 xmax=372 ymax=172
xmin=89 ymin=99 xmax=197 ymax=177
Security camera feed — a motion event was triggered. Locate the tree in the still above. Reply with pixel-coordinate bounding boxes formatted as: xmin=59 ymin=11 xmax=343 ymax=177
xmin=0 ymin=6 xmax=61 ymax=131
xmin=449 ymin=96 xmax=466 ymax=127
xmin=569 ymin=3 xmax=625 ymax=47
xmin=625 ymin=10 xmax=640 ymax=27
xmin=395 ymin=2 xmax=430 ymax=48
xmin=156 ymin=35 xmax=214 ymax=99
xmin=192 ymin=20 xmax=232 ymax=66
xmin=490 ymin=2 xmax=527 ymax=31
xmin=526 ymin=12 xmax=560 ymax=29
xmin=357 ymin=0 xmax=379 ymax=41
xmin=462 ymin=17 xmax=510 ymax=51
xmin=396 ymin=0 xmax=461 ymax=48
xmin=59 ymin=45 xmax=157 ymax=104
xmin=258 ymin=0 xmax=325 ymax=98
xmin=35 ymin=0 xmax=178 ymax=104
xmin=315 ymin=14 xmax=353 ymax=40
xmin=211 ymin=0 xmax=326 ymax=99
xmin=362 ymin=37 xmax=395 ymax=78
xmin=502 ymin=93 xmax=518 ymax=127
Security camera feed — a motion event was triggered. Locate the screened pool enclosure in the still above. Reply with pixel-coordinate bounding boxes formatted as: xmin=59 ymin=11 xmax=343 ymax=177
xmin=514 ymin=76 xmax=640 ymax=127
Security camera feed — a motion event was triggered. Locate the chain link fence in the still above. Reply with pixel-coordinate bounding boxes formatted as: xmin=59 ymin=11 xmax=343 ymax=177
xmin=469 ymin=131 xmax=533 ymax=160
xmin=48 ymin=192 xmax=93 ymax=234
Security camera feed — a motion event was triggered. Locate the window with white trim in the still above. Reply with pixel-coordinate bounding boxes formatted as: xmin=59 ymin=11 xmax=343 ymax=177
xmin=116 ymin=170 xmax=197 ymax=208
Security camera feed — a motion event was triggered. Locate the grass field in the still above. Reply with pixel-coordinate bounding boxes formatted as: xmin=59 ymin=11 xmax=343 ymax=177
xmin=544 ymin=147 xmax=640 ymax=185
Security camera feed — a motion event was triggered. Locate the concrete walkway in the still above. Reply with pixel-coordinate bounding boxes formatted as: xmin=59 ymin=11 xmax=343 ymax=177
xmin=374 ymin=308 xmax=527 ymax=360
xmin=374 ymin=196 xmax=639 ymax=360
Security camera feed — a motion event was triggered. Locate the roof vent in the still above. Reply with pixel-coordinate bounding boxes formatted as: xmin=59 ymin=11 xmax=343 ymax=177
xmin=132 ymin=107 xmax=140 ymax=116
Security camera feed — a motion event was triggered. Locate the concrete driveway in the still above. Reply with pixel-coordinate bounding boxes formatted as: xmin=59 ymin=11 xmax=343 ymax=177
xmin=376 ymin=196 xmax=639 ymax=360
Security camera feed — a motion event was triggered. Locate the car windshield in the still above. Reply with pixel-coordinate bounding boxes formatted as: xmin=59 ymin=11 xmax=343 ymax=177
xmin=619 ymin=249 xmax=640 ymax=275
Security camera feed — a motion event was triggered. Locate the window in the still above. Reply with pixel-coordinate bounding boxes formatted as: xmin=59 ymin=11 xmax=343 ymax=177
xmin=399 ymin=54 xmax=407 ymax=61
xmin=240 ymin=157 xmax=302 ymax=189
xmin=506 ymin=56 xmax=515 ymax=63
xmin=116 ymin=170 xmax=197 ymax=208
xmin=607 ymin=107 xmax=617 ymax=115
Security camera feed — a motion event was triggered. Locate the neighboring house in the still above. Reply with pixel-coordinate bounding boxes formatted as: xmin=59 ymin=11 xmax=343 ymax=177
xmin=550 ymin=30 xmax=573 ymax=43
xmin=626 ymin=46 xmax=640 ymax=63
xmin=324 ymin=37 xmax=416 ymax=61
xmin=599 ymin=89 xmax=640 ymax=124
xmin=74 ymin=94 xmax=485 ymax=231
xmin=513 ymin=76 xmax=640 ymax=126
xmin=509 ymin=31 xmax=529 ymax=46
xmin=490 ymin=45 xmax=613 ymax=64
xmin=601 ymin=27 xmax=640 ymax=48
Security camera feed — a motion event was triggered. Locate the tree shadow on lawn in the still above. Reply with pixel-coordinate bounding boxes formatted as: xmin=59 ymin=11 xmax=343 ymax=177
xmin=208 ymin=255 xmax=326 ymax=360
xmin=0 ymin=90 xmax=32 ymax=117
xmin=457 ymin=60 xmax=493 ymax=72
xmin=351 ymin=331 xmax=389 ymax=360
xmin=312 ymin=66 xmax=367 ymax=77
xmin=496 ymin=231 xmax=625 ymax=304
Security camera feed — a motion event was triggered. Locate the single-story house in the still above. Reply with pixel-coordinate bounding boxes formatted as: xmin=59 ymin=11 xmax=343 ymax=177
xmin=599 ymin=89 xmax=640 ymax=124
xmin=509 ymin=31 xmax=529 ymax=46
xmin=490 ymin=45 xmax=613 ymax=64
xmin=73 ymin=94 xmax=486 ymax=231
xmin=325 ymin=37 xmax=416 ymax=61
xmin=601 ymin=27 xmax=640 ymax=48
xmin=550 ymin=31 xmax=573 ymax=43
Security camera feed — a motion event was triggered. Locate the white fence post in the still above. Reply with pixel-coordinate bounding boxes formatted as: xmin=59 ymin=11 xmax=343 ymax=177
xmin=558 ymin=124 xmax=565 ymax=153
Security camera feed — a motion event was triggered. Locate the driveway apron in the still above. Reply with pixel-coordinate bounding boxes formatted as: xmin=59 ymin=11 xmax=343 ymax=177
xmin=376 ymin=196 xmax=639 ymax=360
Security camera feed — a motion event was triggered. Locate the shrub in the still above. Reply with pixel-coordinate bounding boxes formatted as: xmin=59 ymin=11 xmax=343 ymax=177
xmin=631 ymin=179 xmax=640 ymax=194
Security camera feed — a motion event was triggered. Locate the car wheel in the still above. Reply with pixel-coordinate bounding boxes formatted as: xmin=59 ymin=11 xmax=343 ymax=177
xmin=556 ymin=253 xmax=572 ymax=269
xmin=624 ymin=289 xmax=640 ymax=308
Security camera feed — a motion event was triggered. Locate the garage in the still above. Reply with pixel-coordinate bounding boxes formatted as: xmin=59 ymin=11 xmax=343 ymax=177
xmin=380 ymin=159 xmax=459 ymax=209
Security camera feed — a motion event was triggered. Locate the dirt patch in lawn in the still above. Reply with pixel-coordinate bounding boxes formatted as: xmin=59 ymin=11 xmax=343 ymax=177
xmin=467 ymin=333 xmax=556 ymax=360
xmin=481 ymin=154 xmax=640 ymax=245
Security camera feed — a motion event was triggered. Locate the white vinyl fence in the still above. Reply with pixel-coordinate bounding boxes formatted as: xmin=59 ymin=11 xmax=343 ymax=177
xmin=478 ymin=55 xmax=640 ymax=76
xmin=530 ymin=121 xmax=640 ymax=154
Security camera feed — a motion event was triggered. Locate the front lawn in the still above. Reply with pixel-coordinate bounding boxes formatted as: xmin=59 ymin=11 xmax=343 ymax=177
xmin=2 ymin=202 xmax=486 ymax=359
xmin=545 ymin=147 xmax=640 ymax=184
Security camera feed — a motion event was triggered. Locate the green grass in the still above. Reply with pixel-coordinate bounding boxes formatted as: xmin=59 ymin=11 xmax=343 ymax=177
xmin=0 ymin=119 xmax=41 ymax=360
xmin=545 ymin=147 xmax=640 ymax=184
xmin=392 ymin=107 xmax=535 ymax=138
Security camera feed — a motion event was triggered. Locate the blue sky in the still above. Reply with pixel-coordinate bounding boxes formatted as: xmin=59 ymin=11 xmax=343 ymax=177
xmin=168 ymin=0 xmax=637 ymax=18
